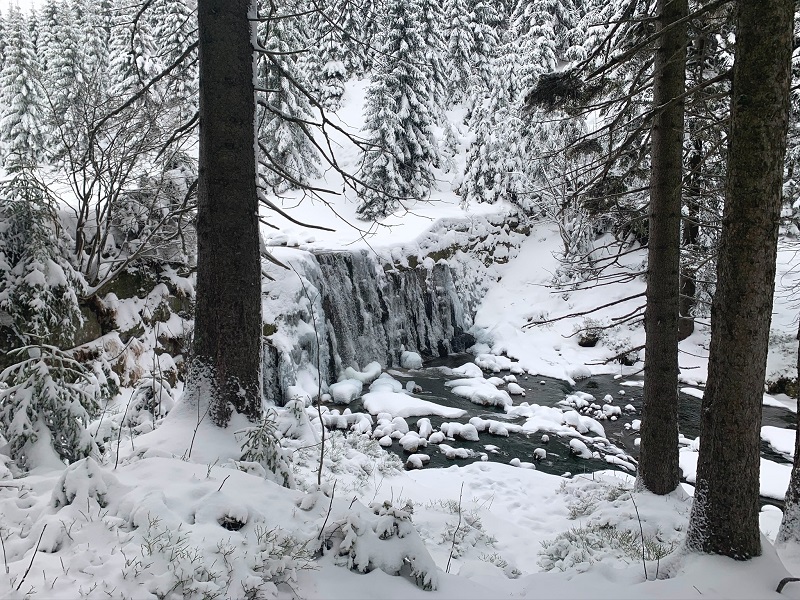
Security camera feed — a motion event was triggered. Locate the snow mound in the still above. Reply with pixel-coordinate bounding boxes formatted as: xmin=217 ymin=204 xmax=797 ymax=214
xmin=569 ymin=439 xmax=593 ymax=459
xmin=363 ymin=390 xmax=467 ymax=419
xmin=568 ymin=365 xmax=592 ymax=380
xmin=329 ymin=379 xmax=363 ymax=404
xmin=507 ymin=382 xmax=525 ymax=396
xmin=400 ymin=350 xmax=424 ymax=370
xmin=452 ymin=362 xmax=484 ymax=378
xmin=446 ymin=377 xmax=513 ymax=408
xmin=343 ymin=361 xmax=383 ymax=384
xmin=440 ymin=422 xmax=480 ymax=442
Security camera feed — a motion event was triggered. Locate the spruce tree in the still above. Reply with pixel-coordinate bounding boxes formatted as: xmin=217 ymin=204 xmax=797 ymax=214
xmin=416 ymin=0 xmax=447 ymax=113
xmin=467 ymin=0 xmax=501 ymax=90
xmin=357 ymin=0 xmax=439 ymax=220
xmin=40 ymin=0 xmax=82 ymax=158
xmin=0 ymin=6 xmax=44 ymax=165
xmin=256 ymin=4 xmax=321 ymax=193
xmin=0 ymin=10 xmax=6 ymax=70
xmin=686 ymin=0 xmax=793 ymax=559
xmin=193 ymin=0 xmax=262 ymax=425
xmin=107 ymin=0 xmax=158 ymax=99
xmin=461 ymin=32 xmax=524 ymax=207
xmin=444 ymin=0 xmax=474 ymax=104
xmin=150 ymin=0 xmax=198 ymax=107
xmin=316 ymin=35 xmax=348 ymax=111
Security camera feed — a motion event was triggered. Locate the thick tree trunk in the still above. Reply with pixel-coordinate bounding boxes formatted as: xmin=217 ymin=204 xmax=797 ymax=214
xmin=637 ymin=0 xmax=686 ymax=495
xmin=192 ymin=0 xmax=262 ymax=425
xmin=685 ymin=0 xmax=792 ymax=559
xmin=777 ymin=322 xmax=800 ymax=544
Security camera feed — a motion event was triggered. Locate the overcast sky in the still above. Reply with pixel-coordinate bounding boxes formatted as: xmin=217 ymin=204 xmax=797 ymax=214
xmin=3 ymin=1 xmax=40 ymax=13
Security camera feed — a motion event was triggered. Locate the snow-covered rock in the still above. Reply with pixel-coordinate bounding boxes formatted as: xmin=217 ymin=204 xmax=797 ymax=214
xmin=329 ymin=379 xmax=363 ymax=404
xmin=342 ymin=361 xmax=383 ymax=384
xmin=400 ymin=350 xmax=423 ymax=370
xmin=440 ymin=422 xmax=480 ymax=442
xmin=569 ymin=438 xmax=592 ymax=458
xmin=507 ymin=382 xmax=525 ymax=396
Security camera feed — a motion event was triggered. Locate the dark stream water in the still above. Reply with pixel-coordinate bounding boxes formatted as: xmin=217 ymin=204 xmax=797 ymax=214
xmin=337 ymin=354 xmax=796 ymax=501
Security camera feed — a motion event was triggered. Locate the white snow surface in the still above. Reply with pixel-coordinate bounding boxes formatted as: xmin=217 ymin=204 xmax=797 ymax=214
xmin=362 ymin=389 xmax=467 ymax=419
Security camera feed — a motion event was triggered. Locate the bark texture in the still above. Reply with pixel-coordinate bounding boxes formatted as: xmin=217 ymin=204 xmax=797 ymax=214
xmin=638 ymin=0 xmax=687 ymax=495
xmin=193 ymin=0 xmax=262 ymax=425
xmin=685 ymin=0 xmax=793 ymax=559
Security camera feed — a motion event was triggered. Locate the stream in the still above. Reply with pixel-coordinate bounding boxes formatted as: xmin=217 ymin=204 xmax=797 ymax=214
xmin=337 ymin=354 xmax=796 ymax=504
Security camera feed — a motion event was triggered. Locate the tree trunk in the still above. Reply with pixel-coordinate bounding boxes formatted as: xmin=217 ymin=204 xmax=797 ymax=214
xmin=637 ymin=0 xmax=686 ymax=495
xmin=678 ymin=26 xmax=710 ymax=343
xmin=678 ymin=128 xmax=701 ymax=341
xmin=685 ymin=0 xmax=793 ymax=559
xmin=191 ymin=0 xmax=262 ymax=425
xmin=777 ymin=321 xmax=800 ymax=544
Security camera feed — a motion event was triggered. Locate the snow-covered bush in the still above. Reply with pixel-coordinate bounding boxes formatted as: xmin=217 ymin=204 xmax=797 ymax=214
xmin=0 ymin=170 xmax=83 ymax=350
xmin=123 ymin=376 xmax=176 ymax=430
xmin=538 ymin=523 xmax=677 ymax=572
xmin=237 ymin=409 xmax=295 ymax=489
xmin=327 ymin=499 xmax=439 ymax=590
xmin=0 ymin=345 xmax=105 ymax=468
xmin=51 ymin=456 xmax=118 ymax=509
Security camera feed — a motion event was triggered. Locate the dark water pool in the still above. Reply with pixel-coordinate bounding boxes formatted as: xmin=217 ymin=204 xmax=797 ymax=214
xmin=338 ymin=354 xmax=796 ymax=502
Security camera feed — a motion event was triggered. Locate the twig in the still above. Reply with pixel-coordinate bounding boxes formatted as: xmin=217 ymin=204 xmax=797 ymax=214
xmin=1 ymin=526 xmax=8 ymax=574
xmin=317 ymin=481 xmax=336 ymax=541
xmin=115 ymin=394 xmax=135 ymax=470
xmin=629 ymin=493 xmax=647 ymax=580
xmin=187 ymin=401 xmax=212 ymax=460
xmin=777 ymin=577 xmax=800 ymax=593
xmin=446 ymin=483 xmax=464 ymax=574
xmin=217 ymin=475 xmax=231 ymax=493
xmin=16 ymin=525 xmax=46 ymax=591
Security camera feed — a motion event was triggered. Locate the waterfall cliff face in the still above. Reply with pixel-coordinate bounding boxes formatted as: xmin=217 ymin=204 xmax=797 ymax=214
xmin=261 ymin=214 xmax=528 ymax=404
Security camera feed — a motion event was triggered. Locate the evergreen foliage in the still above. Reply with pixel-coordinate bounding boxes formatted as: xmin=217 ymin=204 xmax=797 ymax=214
xmin=0 ymin=5 xmax=44 ymax=165
xmin=0 ymin=344 xmax=104 ymax=468
xmin=256 ymin=4 xmax=321 ymax=193
xmin=357 ymin=0 xmax=440 ymax=220
xmin=0 ymin=171 xmax=82 ymax=348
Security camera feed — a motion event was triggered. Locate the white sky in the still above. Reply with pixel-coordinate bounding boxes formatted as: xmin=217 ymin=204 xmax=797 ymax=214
xmin=3 ymin=1 xmax=40 ymax=13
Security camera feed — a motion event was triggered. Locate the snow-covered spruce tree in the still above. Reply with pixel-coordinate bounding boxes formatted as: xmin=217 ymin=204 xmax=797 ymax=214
xmin=107 ymin=0 xmax=159 ymax=99
xmin=0 ymin=170 xmax=82 ymax=350
xmin=0 ymin=344 xmax=104 ymax=468
xmin=149 ymin=0 xmax=198 ymax=111
xmin=0 ymin=5 xmax=45 ymax=164
xmin=75 ymin=0 xmax=113 ymax=76
xmin=357 ymin=0 xmax=440 ymax=220
xmin=256 ymin=3 xmax=321 ymax=193
xmin=466 ymin=0 xmax=501 ymax=91
xmin=359 ymin=0 xmax=383 ymax=73
xmin=444 ymin=0 xmax=474 ymax=105
xmin=0 ymin=172 xmax=105 ymax=469
xmin=307 ymin=0 xmax=371 ymax=94
xmin=314 ymin=34 xmax=348 ymax=111
xmin=416 ymin=0 xmax=447 ymax=113
xmin=460 ymin=32 xmax=525 ymax=207
xmin=0 ymin=10 xmax=7 ymax=69
xmin=38 ymin=0 xmax=83 ymax=158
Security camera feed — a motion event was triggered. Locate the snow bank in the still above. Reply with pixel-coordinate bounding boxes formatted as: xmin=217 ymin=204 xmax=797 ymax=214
xmin=363 ymin=390 xmax=467 ymax=419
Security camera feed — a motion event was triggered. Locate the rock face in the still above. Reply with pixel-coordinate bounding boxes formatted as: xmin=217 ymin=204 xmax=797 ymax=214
xmin=262 ymin=249 xmax=479 ymax=405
